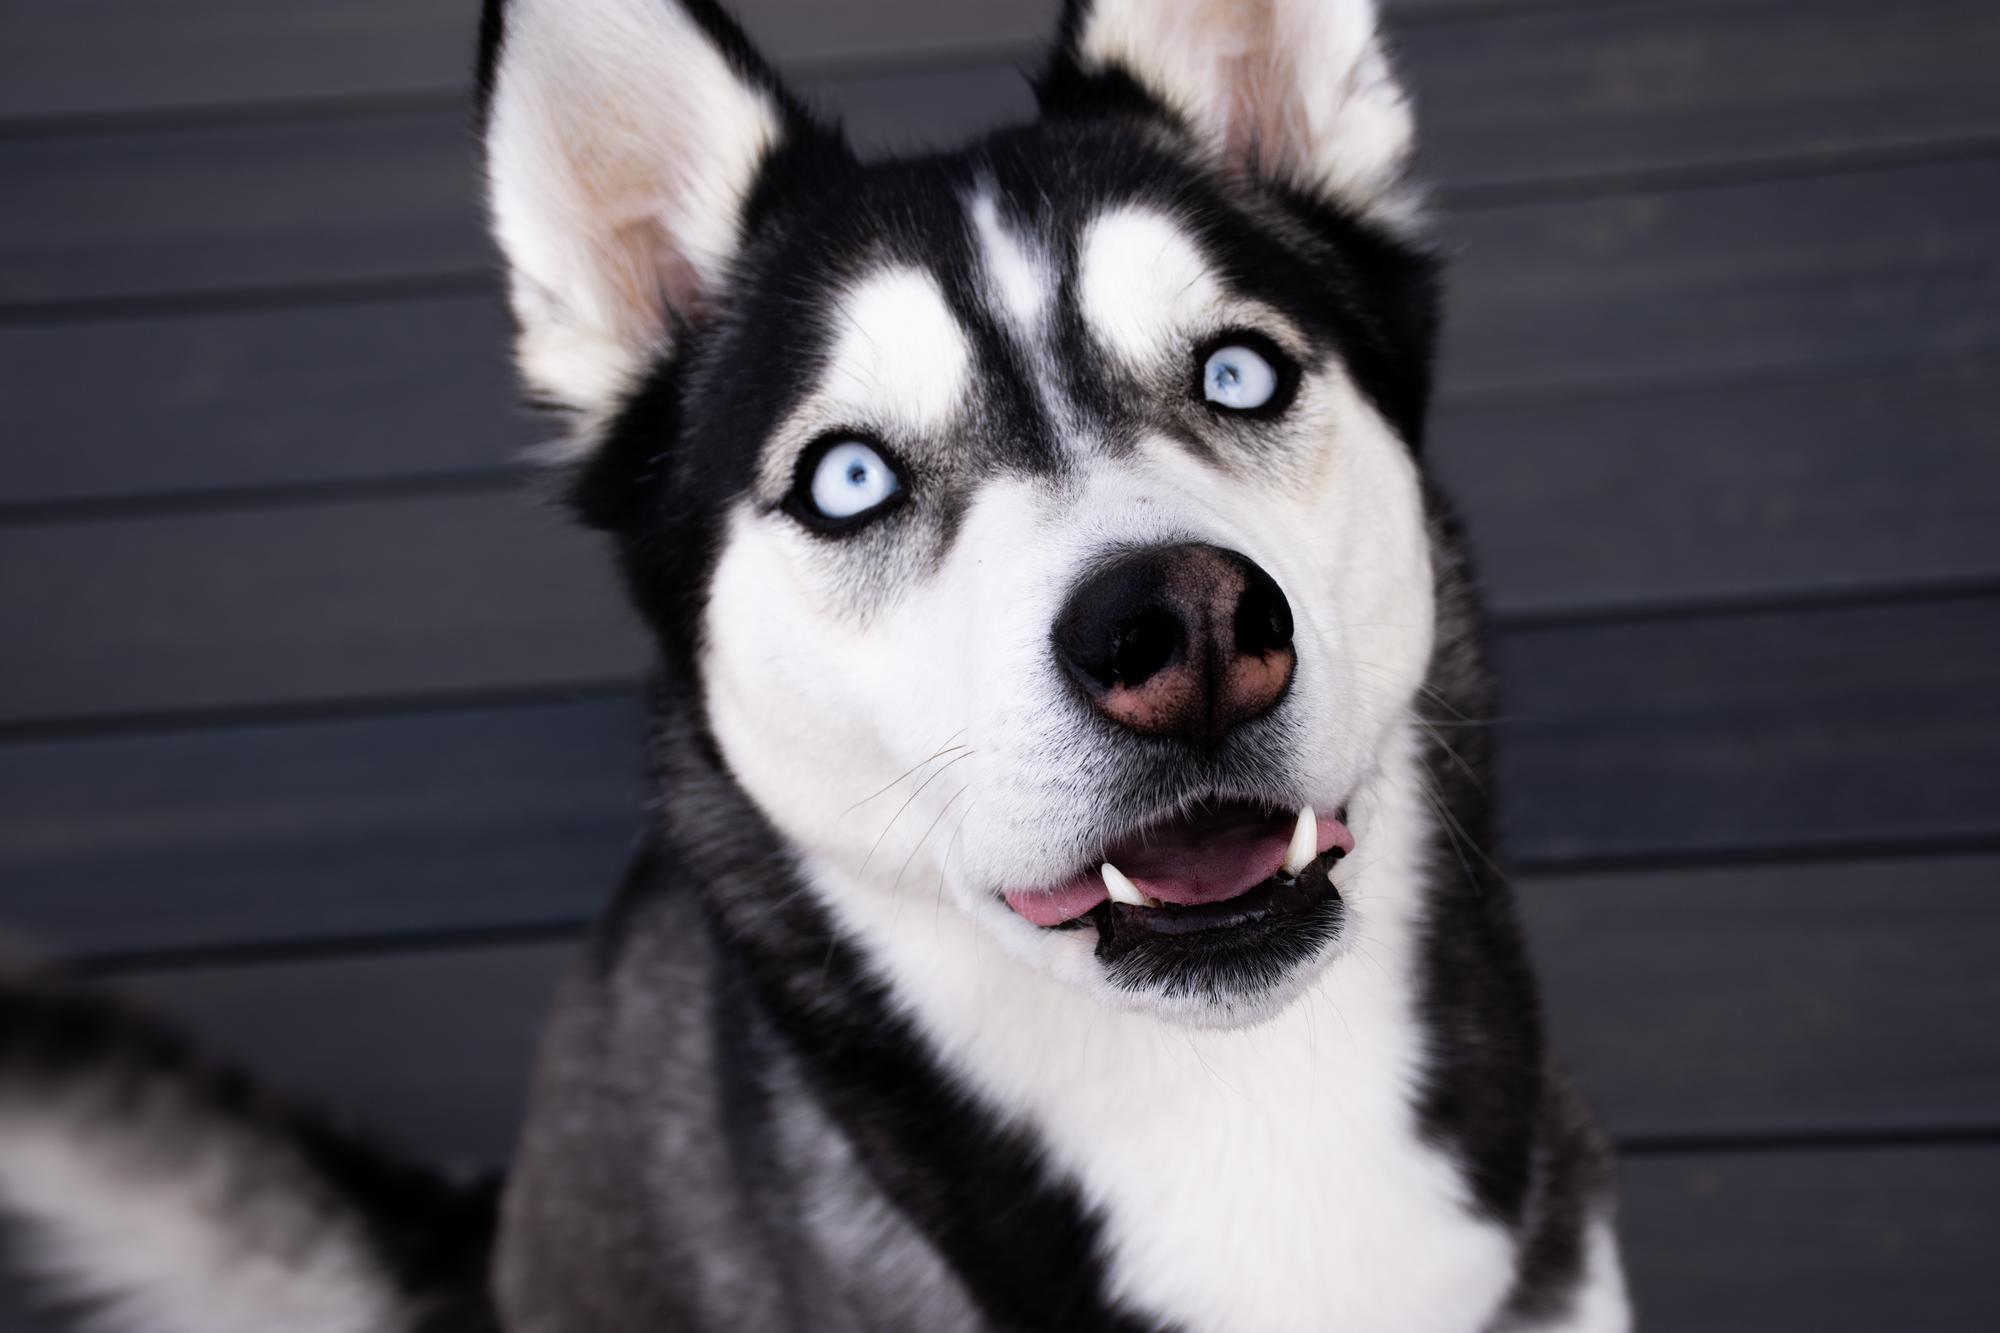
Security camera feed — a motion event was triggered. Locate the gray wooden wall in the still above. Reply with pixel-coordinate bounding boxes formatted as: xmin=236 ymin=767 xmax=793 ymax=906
xmin=2 ymin=1 xmax=1997 ymax=1328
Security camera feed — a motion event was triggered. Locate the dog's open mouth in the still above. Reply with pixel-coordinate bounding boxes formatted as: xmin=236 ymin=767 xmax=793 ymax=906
xmin=1003 ymin=801 xmax=1353 ymax=950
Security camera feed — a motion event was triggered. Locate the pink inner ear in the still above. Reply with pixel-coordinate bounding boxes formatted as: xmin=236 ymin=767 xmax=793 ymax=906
xmin=1216 ymin=8 xmax=1287 ymax=172
xmin=1074 ymin=0 xmax=1415 ymax=219
xmin=644 ymin=230 xmax=707 ymax=331
xmin=483 ymin=0 xmax=788 ymax=412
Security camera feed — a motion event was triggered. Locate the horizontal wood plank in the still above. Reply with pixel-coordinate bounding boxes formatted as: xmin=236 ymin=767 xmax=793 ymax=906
xmin=0 ymin=294 xmax=535 ymax=509
xmin=804 ymin=57 xmax=1035 ymax=153
xmin=0 ymin=110 xmax=484 ymax=308
xmin=1441 ymin=153 xmax=2000 ymax=395
xmin=1413 ymin=0 xmax=2000 ymax=190
xmin=0 ymin=491 xmax=647 ymax=724
xmin=1619 ymin=1141 xmax=2000 ymax=1333
xmin=0 ymin=0 xmax=479 ymax=122
xmin=1428 ymin=351 xmax=2000 ymax=614
xmin=1522 ymin=855 xmax=2000 ymax=1140
xmin=0 ymin=697 xmax=643 ymax=957
xmin=1495 ymin=592 xmax=2000 ymax=862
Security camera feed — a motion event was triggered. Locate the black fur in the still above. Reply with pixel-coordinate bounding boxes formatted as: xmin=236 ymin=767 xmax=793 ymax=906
xmin=1415 ymin=489 xmax=1619 ymax=1323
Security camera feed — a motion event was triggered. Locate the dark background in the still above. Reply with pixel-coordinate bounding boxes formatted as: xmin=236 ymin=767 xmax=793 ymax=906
xmin=1 ymin=1 xmax=1997 ymax=1328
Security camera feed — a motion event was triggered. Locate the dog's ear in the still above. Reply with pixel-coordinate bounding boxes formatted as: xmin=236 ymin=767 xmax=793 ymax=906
xmin=1043 ymin=0 xmax=1417 ymax=225
xmin=479 ymin=0 xmax=801 ymax=437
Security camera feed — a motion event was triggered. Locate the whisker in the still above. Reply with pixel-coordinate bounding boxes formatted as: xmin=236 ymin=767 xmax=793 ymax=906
xmin=890 ymin=783 xmax=971 ymax=922
xmin=842 ymin=729 xmax=968 ymax=814
xmin=858 ymin=749 xmax=976 ymax=879
xmin=936 ymin=801 xmax=977 ymax=937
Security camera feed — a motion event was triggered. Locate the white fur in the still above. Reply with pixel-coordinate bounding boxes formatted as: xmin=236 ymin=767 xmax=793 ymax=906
xmin=1077 ymin=207 xmax=1224 ymax=368
xmin=968 ymin=189 xmax=1051 ymax=330
xmin=821 ymin=268 xmax=974 ymax=436
xmin=484 ymin=0 xmax=783 ymax=429
xmin=1073 ymin=0 xmax=1421 ymax=227
xmin=0 ymin=1104 xmax=406 ymax=1333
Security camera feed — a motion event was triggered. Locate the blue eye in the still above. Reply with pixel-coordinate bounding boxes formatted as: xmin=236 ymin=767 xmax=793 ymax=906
xmin=1202 ymin=343 xmax=1281 ymax=411
xmin=804 ymin=439 xmax=903 ymax=526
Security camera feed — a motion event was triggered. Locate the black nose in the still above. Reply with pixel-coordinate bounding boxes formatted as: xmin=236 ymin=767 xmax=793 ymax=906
xmin=1053 ymin=543 xmax=1295 ymax=744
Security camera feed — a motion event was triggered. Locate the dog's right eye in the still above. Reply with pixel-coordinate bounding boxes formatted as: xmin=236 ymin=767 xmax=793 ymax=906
xmin=791 ymin=438 xmax=906 ymax=531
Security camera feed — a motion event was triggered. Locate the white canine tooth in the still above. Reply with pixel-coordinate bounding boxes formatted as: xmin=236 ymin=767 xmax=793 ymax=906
xmin=1283 ymin=806 xmax=1317 ymax=876
xmin=1101 ymin=862 xmax=1157 ymax=909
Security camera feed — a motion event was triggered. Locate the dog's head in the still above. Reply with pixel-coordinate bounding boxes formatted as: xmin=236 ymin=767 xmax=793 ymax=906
xmin=482 ymin=0 xmax=1446 ymax=1025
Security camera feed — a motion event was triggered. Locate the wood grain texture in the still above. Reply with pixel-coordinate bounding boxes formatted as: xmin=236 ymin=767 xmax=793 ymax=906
xmin=0 ymin=0 xmax=479 ymax=121
xmin=0 ymin=491 xmax=647 ymax=724
xmin=1411 ymin=0 xmax=2000 ymax=189
xmin=0 ymin=111 xmax=484 ymax=307
xmin=1523 ymin=855 xmax=2000 ymax=1140
xmin=1428 ymin=351 xmax=2000 ymax=614
xmin=1619 ymin=1141 xmax=2000 ymax=1333
xmin=1441 ymin=154 xmax=2000 ymax=396
xmin=0 ymin=696 xmax=643 ymax=957
xmin=1497 ymin=591 xmax=2000 ymax=862
xmin=0 ymin=294 xmax=534 ymax=509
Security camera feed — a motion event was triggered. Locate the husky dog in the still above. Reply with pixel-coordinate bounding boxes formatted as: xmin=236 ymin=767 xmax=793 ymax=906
xmin=0 ymin=0 xmax=1632 ymax=1329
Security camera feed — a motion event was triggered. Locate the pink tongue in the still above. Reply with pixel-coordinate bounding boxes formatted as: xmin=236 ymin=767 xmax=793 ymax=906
xmin=1118 ymin=811 xmax=1296 ymax=906
xmin=1003 ymin=809 xmax=1353 ymax=927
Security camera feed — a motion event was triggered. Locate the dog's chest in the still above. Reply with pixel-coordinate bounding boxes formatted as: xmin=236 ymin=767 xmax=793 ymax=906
xmin=843 ymin=912 xmax=1518 ymax=1331
xmin=986 ymin=971 xmax=1515 ymax=1331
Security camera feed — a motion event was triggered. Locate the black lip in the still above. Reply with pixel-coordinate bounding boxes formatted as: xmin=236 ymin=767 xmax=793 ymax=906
xmin=1086 ymin=844 xmax=1345 ymax=955
xmin=1111 ymin=852 xmax=1339 ymax=937
xmin=1078 ymin=845 xmax=1348 ymax=1002
xmin=1039 ymin=802 xmax=1351 ymax=938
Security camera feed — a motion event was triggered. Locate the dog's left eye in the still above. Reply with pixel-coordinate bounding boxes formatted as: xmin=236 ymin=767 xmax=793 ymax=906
xmin=1196 ymin=334 xmax=1295 ymax=415
xmin=797 ymin=438 xmax=904 ymax=529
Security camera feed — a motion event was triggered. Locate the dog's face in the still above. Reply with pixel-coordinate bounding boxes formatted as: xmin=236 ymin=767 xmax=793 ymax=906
xmin=483 ymin=0 xmax=1440 ymax=1025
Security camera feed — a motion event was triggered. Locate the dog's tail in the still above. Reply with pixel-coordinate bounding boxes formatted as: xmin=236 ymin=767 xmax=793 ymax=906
xmin=0 ymin=968 xmax=498 ymax=1333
